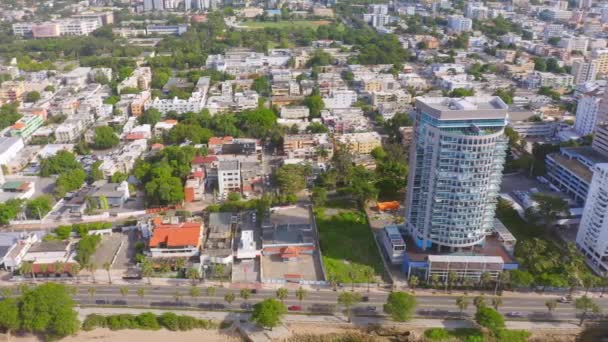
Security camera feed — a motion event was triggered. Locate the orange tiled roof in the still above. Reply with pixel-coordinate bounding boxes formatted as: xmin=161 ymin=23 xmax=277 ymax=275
xmin=149 ymin=222 xmax=202 ymax=248
xmin=208 ymin=136 xmax=233 ymax=145
xmin=192 ymin=155 xmax=217 ymax=164
xmin=126 ymin=133 xmax=145 ymax=140
xmin=151 ymin=143 xmax=165 ymax=150
xmin=163 ymin=119 xmax=178 ymax=124
xmin=12 ymin=122 xmax=25 ymax=129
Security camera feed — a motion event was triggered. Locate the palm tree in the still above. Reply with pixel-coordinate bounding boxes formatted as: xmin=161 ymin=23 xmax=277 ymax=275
xmin=70 ymin=263 xmax=80 ymax=283
xmin=136 ymin=288 xmax=146 ymax=306
xmin=447 ymin=271 xmax=458 ymax=293
xmin=53 ymin=261 xmax=64 ymax=277
xmin=39 ymin=264 xmax=48 ymax=278
xmin=206 ymin=286 xmax=216 ymax=297
xmin=473 ymin=295 xmax=486 ymax=309
xmin=295 ymin=287 xmax=307 ymax=306
xmin=362 ymin=268 xmax=374 ymax=292
xmin=88 ymin=287 xmax=96 ymax=302
xmin=348 ymin=270 xmax=356 ymax=292
xmin=409 ymin=275 xmax=420 ymax=293
xmin=430 ymin=274 xmax=440 ymax=290
xmin=87 ymin=263 xmax=97 ymax=283
xmin=187 ymin=267 xmax=201 ymax=286
xmin=120 ymin=287 xmax=129 ymax=299
xmin=480 ymin=272 xmax=492 ymax=290
xmin=463 ymin=278 xmax=475 ymax=294
xmin=20 ymin=261 xmax=34 ymax=281
xmin=190 ymin=287 xmax=201 ymax=306
xmin=141 ymin=259 xmax=153 ymax=285
xmin=575 ymin=295 xmax=601 ymax=326
xmin=337 ymin=292 xmax=362 ymax=323
xmin=491 ymin=297 xmax=503 ymax=311
xmin=103 ymin=262 xmax=112 ymax=284
xmin=495 ymin=271 xmax=510 ymax=295
xmin=173 ymin=290 xmax=182 ymax=305
xmin=240 ymin=289 xmax=251 ymax=304
xmin=213 ymin=264 xmax=226 ymax=286
xmin=328 ymin=275 xmax=338 ymax=291
xmin=174 ymin=258 xmax=186 ymax=271
xmin=276 ymin=288 xmax=288 ymax=302
xmin=456 ymin=296 xmax=469 ymax=318
xmin=545 ymin=299 xmax=557 ymax=315
xmin=224 ymin=292 xmax=235 ymax=306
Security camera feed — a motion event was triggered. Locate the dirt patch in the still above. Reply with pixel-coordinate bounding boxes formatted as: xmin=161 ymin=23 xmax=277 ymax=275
xmin=8 ymin=328 xmax=242 ymax=342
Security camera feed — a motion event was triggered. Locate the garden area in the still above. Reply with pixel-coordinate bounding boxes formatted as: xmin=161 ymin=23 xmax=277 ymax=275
xmin=315 ymin=208 xmax=385 ymax=284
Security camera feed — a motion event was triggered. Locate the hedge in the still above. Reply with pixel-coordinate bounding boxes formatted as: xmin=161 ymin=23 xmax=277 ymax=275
xmin=82 ymin=313 xmax=216 ymax=331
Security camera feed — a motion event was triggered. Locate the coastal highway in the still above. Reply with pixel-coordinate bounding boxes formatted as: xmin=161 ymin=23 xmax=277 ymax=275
xmin=65 ymin=284 xmax=608 ymax=321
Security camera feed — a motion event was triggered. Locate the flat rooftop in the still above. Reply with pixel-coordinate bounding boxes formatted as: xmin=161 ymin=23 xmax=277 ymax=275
xmin=563 ymin=146 xmax=608 ymax=165
xmin=416 ymin=96 xmax=508 ymax=120
xmin=405 ymin=234 xmax=516 ymax=264
xmin=551 ymin=153 xmax=593 ymax=183
xmin=261 ymin=253 xmax=324 ymax=281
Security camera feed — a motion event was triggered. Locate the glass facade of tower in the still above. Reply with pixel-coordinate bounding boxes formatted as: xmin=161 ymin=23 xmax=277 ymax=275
xmin=405 ymin=98 xmax=508 ymax=251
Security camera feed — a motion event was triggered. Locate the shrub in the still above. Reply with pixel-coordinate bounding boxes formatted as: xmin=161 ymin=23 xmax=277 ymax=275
xmin=424 ymin=328 xmax=451 ymax=341
xmin=159 ymin=312 xmax=179 ymax=331
xmin=106 ymin=314 xmax=136 ymax=330
xmin=495 ymin=329 xmax=531 ymax=342
xmin=475 ymin=306 xmax=505 ymax=332
xmin=177 ymin=315 xmax=198 ymax=330
xmin=82 ymin=314 xmax=107 ymax=331
xmin=136 ymin=312 xmax=160 ymax=330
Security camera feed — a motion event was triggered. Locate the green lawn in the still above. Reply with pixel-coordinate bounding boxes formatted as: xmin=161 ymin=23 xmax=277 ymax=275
xmin=241 ymin=20 xmax=332 ymax=30
xmin=315 ymin=208 xmax=384 ymax=283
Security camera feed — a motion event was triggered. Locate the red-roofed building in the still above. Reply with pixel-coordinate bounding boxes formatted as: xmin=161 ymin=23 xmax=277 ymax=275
xmin=184 ymin=168 xmax=206 ymax=203
xmin=149 ymin=221 xmax=203 ymax=258
xmin=208 ymin=136 xmax=234 ymax=148
xmin=126 ymin=133 xmax=146 ymax=141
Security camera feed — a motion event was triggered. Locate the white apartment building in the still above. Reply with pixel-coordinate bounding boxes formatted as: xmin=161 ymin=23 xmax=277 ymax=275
xmin=575 ymin=90 xmax=603 ymax=136
xmin=323 ymin=90 xmax=357 ymax=109
xmin=576 ymin=163 xmax=608 ymax=275
xmin=559 ymin=36 xmax=589 ymax=53
xmin=145 ymin=91 xmax=206 ymax=114
xmin=447 ymin=16 xmax=473 ymax=33
xmin=572 ymin=60 xmax=599 ymax=85
xmin=465 ymin=2 xmax=488 ymax=19
xmin=12 ymin=18 xmax=100 ymax=37
xmin=544 ymin=24 xmax=565 ymax=38
xmin=280 ymin=106 xmax=310 ymax=120
xmin=54 ymin=119 xmax=87 ymax=143
xmin=218 ymin=160 xmax=241 ymax=198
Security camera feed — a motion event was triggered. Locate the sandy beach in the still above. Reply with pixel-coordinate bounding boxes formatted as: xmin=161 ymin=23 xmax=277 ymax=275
xmin=7 ymin=328 xmax=243 ymax=342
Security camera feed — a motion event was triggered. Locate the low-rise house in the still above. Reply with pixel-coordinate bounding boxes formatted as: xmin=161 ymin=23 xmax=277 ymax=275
xmin=148 ymin=220 xmax=203 ymax=258
xmin=89 ymin=181 xmax=130 ymax=209
xmin=335 ymin=132 xmax=382 ymax=154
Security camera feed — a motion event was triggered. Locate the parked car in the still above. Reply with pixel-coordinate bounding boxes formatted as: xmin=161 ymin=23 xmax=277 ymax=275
xmin=362 ymin=296 xmax=369 ymax=302
xmin=288 ymin=305 xmax=302 ymax=311
xmin=251 ymin=289 xmax=258 ymax=294
xmin=506 ymin=312 xmax=524 ymax=318
xmin=558 ymin=296 xmax=572 ymax=303
xmin=240 ymin=303 xmax=252 ymax=310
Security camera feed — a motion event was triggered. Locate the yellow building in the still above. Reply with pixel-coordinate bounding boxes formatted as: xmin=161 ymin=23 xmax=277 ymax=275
xmin=335 ymin=132 xmax=382 ymax=154
xmin=592 ymin=49 xmax=608 ymax=74
xmin=0 ymin=81 xmax=25 ymax=103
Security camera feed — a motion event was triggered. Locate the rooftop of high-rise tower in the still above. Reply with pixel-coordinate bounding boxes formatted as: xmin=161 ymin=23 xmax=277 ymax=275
xmin=415 ymin=96 xmax=509 ymax=120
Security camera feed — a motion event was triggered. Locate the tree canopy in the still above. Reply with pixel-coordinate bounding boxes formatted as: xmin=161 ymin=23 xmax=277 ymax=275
xmin=92 ymin=126 xmax=120 ymax=150
xmin=250 ymin=298 xmax=287 ymax=330
xmin=383 ymin=291 xmax=416 ymax=321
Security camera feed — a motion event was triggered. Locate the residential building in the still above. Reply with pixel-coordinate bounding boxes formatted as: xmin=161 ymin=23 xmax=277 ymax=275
xmin=591 ymin=88 xmax=608 ymax=155
xmin=546 ymin=147 xmax=608 ymax=203
xmin=379 ymin=225 xmax=406 ymax=265
xmin=153 ymin=119 xmax=178 ymax=137
xmin=576 ymin=163 xmax=608 ymax=275
xmin=448 ymin=16 xmax=472 ymax=33
xmin=218 ymin=160 xmax=241 ymax=198
xmin=572 ymin=60 xmax=599 ymax=85
xmin=335 ymin=132 xmax=382 ymax=154
xmin=117 ymin=67 xmax=152 ymax=94
xmin=524 ymin=72 xmax=574 ymax=89
xmin=323 ymin=90 xmax=357 ymax=109
xmin=0 ymin=81 xmax=25 ymax=103
xmin=575 ymin=89 xmax=602 ymax=136
xmin=283 ymin=133 xmax=333 ymax=161
xmin=201 ymin=212 xmax=235 ymax=265
xmin=0 ymin=137 xmax=24 ymax=166
xmin=130 ymin=91 xmax=151 ymax=116
xmin=405 ymin=96 xmax=509 ymax=251
xmin=146 ymin=25 xmax=189 ymax=36
xmin=148 ymin=220 xmax=203 ymax=258
xmin=592 ymin=49 xmax=608 ymax=74
xmin=145 ymin=91 xmax=206 ymax=114
xmin=10 ymin=115 xmax=44 ymax=140
xmin=89 ymin=181 xmax=130 ymax=209
xmin=280 ymin=106 xmax=310 ymax=120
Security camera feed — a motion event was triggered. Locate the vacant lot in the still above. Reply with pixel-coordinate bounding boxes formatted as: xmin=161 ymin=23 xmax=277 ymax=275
xmin=315 ymin=208 xmax=384 ymax=283
xmin=242 ymin=20 xmax=332 ymax=30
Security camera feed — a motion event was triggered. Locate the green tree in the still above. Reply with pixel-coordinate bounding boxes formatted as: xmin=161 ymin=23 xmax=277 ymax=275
xmin=545 ymin=299 xmax=557 ymax=314
xmin=141 ymin=259 xmax=154 ymax=285
xmin=120 ymin=287 xmax=129 ymax=298
xmin=25 ymin=195 xmax=53 ymax=219
xmin=276 ymin=288 xmax=288 ymax=303
xmin=474 ymin=295 xmax=486 ymax=309
xmin=530 ymin=193 xmax=569 ymax=230
xmin=213 ymin=263 xmax=226 ymax=285
xmin=136 ymin=288 xmax=146 ymax=305
xmin=304 ymin=94 xmax=324 ymax=118
xmin=103 ymin=262 xmax=112 ymax=284
xmin=408 ymin=275 xmax=419 ymax=292
xmin=250 ymin=298 xmax=287 ymax=330
xmin=224 ymin=292 xmax=235 ymax=306
xmin=383 ymin=291 xmax=416 ymax=322
xmin=25 ymin=91 xmax=41 ymax=103
xmin=295 ymin=287 xmax=307 ymax=305
xmin=92 ymin=126 xmax=119 ymax=150
xmin=39 ymin=150 xmax=81 ymax=177
xmin=111 ymin=172 xmax=128 ymax=183
xmin=491 ymin=297 xmax=503 ymax=310
xmin=20 ymin=283 xmax=80 ymax=339
xmin=0 ymin=298 xmax=20 ymax=339
xmin=448 ymin=88 xmax=475 ymax=97
xmin=456 ymin=296 xmax=469 ymax=318
xmin=187 ymin=268 xmax=201 ymax=285
xmin=0 ymin=199 xmax=24 ymax=225
xmin=337 ymin=292 xmax=362 ymax=323
xmin=240 ymin=289 xmax=252 ymax=303
xmin=575 ymin=295 xmax=601 ymax=326
xmin=189 ymin=287 xmax=201 ymax=305
xmin=251 ymin=75 xmax=271 ymax=97
xmin=138 ymin=108 xmax=162 ymax=126
xmin=55 ymin=168 xmax=86 ymax=197
xmin=306 ymin=50 xmax=333 ymax=67
xmin=90 ymin=160 xmax=104 ymax=181
xmin=306 ymin=122 xmax=329 ymax=133
xmin=165 ymin=123 xmax=213 ymax=144
xmin=311 ymin=186 xmax=327 ymax=207
xmin=275 ymin=164 xmax=311 ymax=196
xmin=475 ymin=306 xmax=505 ymax=331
